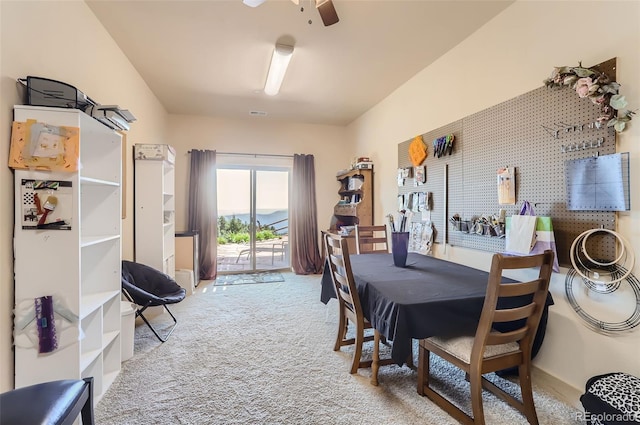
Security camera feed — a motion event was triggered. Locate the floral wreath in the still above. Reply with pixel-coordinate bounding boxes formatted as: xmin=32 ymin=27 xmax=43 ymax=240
xmin=544 ymin=63 xmax=635 ymax=132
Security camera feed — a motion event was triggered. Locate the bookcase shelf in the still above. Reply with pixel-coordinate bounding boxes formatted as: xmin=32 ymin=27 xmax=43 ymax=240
xmin=134 ymin=144 xmax=176 ymax=278
xmin=13 ymin=105 xmax=122 ymax=404
xmin=330 ymin=168 xmax=373 ymax=227
xmin=328 ymin=168 xmax=373 ymax=252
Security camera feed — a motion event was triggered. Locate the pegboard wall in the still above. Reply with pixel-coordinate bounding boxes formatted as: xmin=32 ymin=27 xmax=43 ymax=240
xmin=398 ymin=120 xmax=462 ymax=245
xmin=397 ymin=58 xmax=627 ymax=267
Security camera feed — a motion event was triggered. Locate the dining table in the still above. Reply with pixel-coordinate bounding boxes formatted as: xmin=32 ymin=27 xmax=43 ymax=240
xmin=320 ymin=252 xmax=554 ymax=369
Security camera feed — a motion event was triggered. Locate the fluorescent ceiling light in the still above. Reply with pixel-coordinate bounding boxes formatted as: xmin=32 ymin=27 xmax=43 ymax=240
xmin=264 ymin=44 xmax=294 ymax=96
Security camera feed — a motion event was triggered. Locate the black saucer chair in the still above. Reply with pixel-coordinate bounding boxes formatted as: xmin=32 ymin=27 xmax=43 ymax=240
xmin=121 ymin=260 xmax=186 ymax=342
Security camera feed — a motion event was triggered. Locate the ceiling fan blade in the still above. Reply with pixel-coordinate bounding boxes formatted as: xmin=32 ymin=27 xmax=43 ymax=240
xmin=243 ymin=0 xmax=267 ymax=7
xmin=315 ymin=0 xmax=339 ymax=26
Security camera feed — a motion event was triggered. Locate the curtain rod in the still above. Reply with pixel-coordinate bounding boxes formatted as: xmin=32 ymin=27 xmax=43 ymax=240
xmin=187 ymin=150 xmax=293 ymax=158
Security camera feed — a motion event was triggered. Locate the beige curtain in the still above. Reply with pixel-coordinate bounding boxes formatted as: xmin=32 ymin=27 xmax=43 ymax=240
xmin=290 ymin=154 xmax=323 ymax=274
xmin=188 ymin=150 xmax=217 ymax=280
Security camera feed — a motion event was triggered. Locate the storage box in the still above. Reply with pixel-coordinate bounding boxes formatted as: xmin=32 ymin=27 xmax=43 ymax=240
xmin=134 ymin=144 xmax=176 ymax=163
xmin=121 ymin=301 xmax=136 ymax=362
xmin=175 ymin=269 xmax=195 ymax=296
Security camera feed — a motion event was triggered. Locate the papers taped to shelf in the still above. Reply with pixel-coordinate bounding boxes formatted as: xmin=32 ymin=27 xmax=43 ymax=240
xmin=13 ymin=295 xmax=78 ymax=352
xmin=8 ymin=120 xmax=80 ymax=172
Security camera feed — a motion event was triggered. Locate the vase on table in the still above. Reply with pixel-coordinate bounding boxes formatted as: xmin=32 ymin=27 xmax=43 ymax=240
xmin=391 ymin=232 xmax=409 ymax=267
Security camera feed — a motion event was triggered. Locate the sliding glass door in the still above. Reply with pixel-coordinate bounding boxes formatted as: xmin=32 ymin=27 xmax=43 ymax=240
xmin=216 ymin=166 xmax=289 ymax=274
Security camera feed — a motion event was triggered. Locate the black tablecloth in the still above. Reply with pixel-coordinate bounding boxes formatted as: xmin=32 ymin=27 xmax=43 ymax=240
xmin=321 ymin=253 xmax=554 ymax=365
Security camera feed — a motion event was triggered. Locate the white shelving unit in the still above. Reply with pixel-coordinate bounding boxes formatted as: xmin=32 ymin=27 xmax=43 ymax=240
xmin=13 ymin=105 xmax=122 ymax=403
xmin=134 ymin=144 xmax=176 ymax=278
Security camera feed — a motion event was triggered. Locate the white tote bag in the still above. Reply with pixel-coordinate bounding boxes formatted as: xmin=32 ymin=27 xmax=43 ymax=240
xmin=505 ymin=214 xmax=538 ymax=254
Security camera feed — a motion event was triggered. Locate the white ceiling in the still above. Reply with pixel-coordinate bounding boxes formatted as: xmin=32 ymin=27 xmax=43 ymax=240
xmin=86 ymin=0 xmax=513 ymax=126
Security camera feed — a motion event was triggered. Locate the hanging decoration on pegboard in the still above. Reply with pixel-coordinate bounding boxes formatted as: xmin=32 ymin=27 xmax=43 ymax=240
xmin=408 ymin=135 xmax=427 ymax=166
xmin=433 ymin=134 xmax=454 ymax=158
xmin=543 ymin=62 xmax=635 ymax=133
xmin=565 ymin=228 xmax=640 ymax=334
xmin=497 ymin=166 xmax=515 ymax=205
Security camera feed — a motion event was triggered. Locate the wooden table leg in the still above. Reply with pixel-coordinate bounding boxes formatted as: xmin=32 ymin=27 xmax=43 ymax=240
xmin=370 ymin=330 xmax=380 ymax=386
xmin=406 ymin=340 xmax=415 ymax=370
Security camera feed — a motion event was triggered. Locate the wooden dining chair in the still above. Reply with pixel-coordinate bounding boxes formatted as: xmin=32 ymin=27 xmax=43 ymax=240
xmin=417 ymin=250 xmax=554 ymax=425
xmin=354 ymin=224 xmax=389 ymax=254
xmin=324 ymin=232 xmax=394 ymax=384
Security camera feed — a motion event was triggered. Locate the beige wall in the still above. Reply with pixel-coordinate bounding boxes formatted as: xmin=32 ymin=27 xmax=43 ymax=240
xmin=348 ymin=0 xmax=640 ymax=393
xmin=0 ymin=0 xmax=168 ymax=391
xmin=166 ymin=114 xmax=352 ymax=234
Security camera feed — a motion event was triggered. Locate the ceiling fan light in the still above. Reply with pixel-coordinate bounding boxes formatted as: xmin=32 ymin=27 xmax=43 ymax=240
xmin=242 ymin=0 xmax=267 ymax=7
xmin=264 ymin=44 xmax=294 ymax=96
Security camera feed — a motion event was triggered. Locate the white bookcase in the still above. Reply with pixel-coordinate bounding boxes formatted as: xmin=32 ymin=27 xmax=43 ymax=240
xmin=13 ymin=105 xmax=122 ymax=403
xmin=134 ymin=144 xmax=176 ymax=278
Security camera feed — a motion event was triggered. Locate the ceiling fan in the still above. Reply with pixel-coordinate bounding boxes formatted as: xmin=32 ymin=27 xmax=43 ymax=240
xmin=243 ymin=0 xmax=340 ymax=27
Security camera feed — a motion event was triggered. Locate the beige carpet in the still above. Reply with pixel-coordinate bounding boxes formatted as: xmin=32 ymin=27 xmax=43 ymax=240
xmin=96 ymin=272 xmax=581 ymax=424
xmin=214 ymin=272 xmax=285 ymax=286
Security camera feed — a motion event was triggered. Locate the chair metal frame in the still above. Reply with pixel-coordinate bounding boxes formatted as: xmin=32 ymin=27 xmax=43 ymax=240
xmin=417 ymin=251 xmax=554 ymax=425
xmin=122 ymin=288 xmax=180 ymax=342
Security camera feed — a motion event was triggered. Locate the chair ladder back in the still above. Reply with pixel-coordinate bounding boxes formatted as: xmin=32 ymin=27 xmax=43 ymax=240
xmin=325 ymin=235 xmax=343 ymax=299
xmin=500 ymin=251 xmax=552 ymax=269
xmin=355 ymin=224 xmax=389 ymax=254
xmin=486 ymin=327 xmax=529 ymax=346
xmin=361 ymin=236 xmax=388 ymax=245
xmin=498 ymin=279 xmax=543 ymax=297
xmin=493 ymin=303 xmax=537 ymax=323
xmin=475 ymin=251 xmax=554 ymax=349
xmin=334 ymin=277 xmax=357 ymax=311
xmin=325 ymin=233 xmax=364 ymax=318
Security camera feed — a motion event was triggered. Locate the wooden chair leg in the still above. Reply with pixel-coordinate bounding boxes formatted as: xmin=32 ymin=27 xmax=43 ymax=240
xmin=370 ymin=330 xmax=381 ymax=386
xmin=469 ymin=367 xmax=485 ymax=425
xmin=351 ymin=323 xmax=365 ymax=374
xmin=333 ymin=307 xmax=347 ymax=351
xmin=518 ymin=363 xmax=539 ymax=425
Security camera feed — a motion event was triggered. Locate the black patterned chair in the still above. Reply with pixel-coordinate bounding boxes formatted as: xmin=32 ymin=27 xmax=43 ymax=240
xmin=580 ymin=372 xmax=640 ymax=425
